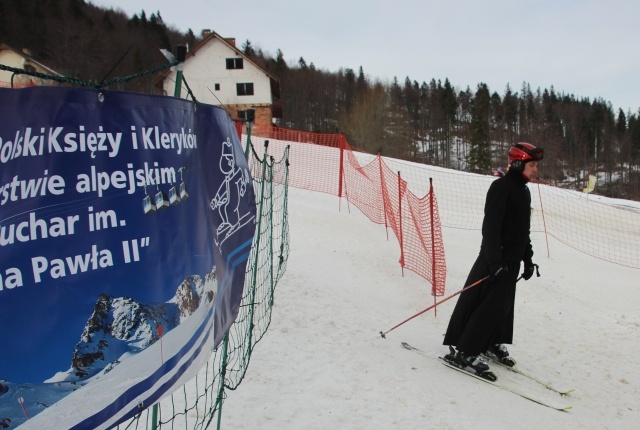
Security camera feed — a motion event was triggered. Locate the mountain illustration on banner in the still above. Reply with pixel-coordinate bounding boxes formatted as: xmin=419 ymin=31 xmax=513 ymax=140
xmin=0 ymin=266 xmax=217 ymax=425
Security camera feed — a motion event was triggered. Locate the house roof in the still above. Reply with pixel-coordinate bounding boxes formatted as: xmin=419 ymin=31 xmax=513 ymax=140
xmin=156 ymin=31 xmax=280 ymax=98
xmin=0 ymin=43 xmax=63 ymax=77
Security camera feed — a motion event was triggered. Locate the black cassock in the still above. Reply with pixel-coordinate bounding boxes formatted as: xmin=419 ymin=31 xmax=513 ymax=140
xmin=443 ymin=168 xmax=534 ymax=355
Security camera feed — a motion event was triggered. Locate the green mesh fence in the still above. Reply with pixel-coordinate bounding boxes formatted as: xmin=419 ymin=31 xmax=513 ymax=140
xmin=0 ymin=62 xmax=179 ymax=89
xmin=113 ymin=139 xmax=290 ymax=430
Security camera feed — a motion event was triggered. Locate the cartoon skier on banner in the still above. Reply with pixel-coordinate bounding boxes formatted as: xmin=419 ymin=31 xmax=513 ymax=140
xmin=210 ymin=137 xmax=253 ymax=246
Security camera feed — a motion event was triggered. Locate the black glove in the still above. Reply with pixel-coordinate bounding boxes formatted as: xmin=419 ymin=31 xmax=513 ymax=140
xmin=522 ymin=262 xmax=539 ymax=281
xmin=489 ymin=263 xmax=508 ymax=283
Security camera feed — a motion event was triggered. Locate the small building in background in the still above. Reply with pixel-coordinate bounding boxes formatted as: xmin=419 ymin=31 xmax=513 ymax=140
xmin=0 ymin=43 xmax=63 ymax=88
xmin=157 ymin=30 xmax=281 ymax=126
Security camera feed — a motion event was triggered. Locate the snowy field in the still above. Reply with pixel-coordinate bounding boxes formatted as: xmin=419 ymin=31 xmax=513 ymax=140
xmin=218 ymin=186 xmax=639 ymax=430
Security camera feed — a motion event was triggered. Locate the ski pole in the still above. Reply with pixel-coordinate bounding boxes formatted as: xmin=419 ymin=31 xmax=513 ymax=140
xmin=379 ymin=275 xmax=489 ymax=338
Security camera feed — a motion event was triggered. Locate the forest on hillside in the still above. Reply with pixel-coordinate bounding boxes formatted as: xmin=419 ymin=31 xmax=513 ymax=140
xmin=0 ymin=0 xmax=196 ymax=92
xmin=249 ymin=49 xmax=640 ymax=199
xmin=3 ymin=0 xmax=640 ymax=199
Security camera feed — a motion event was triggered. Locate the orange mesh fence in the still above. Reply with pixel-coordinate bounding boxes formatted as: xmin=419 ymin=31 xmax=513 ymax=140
xmin=251 ymin=124 xmax=346 ymax=148
xmin=378 ymin=159 xmax=407 ymax=247
xmin=341 ymin=150 xmax=386 ymax=225
xmin=248 ymin=124 xmax=344 ymax=196
xmin=362 ymin=157 xmax=640 ymax=269
xmin=247 ymin=124 xmax=640 ymax=292
xmin=403 ymin=184 xmax=447 ymax=296
xmin=246 ymin=125 xmax=448 ymax=296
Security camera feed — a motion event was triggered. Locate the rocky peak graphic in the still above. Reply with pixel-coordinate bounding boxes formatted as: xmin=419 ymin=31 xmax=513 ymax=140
xmin=67 ymin=267 xmax=216 ymax=381
xmin=174 ymin=275 xmax=202 ymax=320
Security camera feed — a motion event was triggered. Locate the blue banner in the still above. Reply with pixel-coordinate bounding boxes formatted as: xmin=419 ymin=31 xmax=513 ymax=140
xmin=0 ymin=87 xmax=255 ymax=428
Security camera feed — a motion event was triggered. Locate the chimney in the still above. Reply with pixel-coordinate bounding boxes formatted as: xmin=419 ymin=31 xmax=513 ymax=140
xmin=224 ymin=38 xmax=236 ymax=47
xmin=201 ymin=29 xmax=211 ymax=37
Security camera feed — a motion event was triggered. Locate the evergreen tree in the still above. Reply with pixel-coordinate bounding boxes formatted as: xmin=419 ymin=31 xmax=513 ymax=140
xmin=503 ymin=84 xmax=518 ymax=144
xmin=440 ymin=78 xmax=458 ymax=169
xmin=185 ymin=29 xmax=196 ymax=49
xmin=242 ymin=39 xmax=255 ymax=57
xmin=468 ymin=83 xmax=492 ymax=173
xmin=356 ymin=66 xmax=367 ymax=94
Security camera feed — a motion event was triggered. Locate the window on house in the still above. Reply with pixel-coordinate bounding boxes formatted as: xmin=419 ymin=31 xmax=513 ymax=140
xmin=236 ymin=83 xmax=254 ymax=96
xmin=214 ymin=83 xmax=220 ymax=91
xmin=226 ymin=58 xmax=244 ymax=69
xmin=237 ymin=110 xmax=255 ymax=121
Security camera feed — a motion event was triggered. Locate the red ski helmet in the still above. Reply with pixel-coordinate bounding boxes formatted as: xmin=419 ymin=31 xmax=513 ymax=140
xmin=508 ymin=142 xmax=543 ymax=171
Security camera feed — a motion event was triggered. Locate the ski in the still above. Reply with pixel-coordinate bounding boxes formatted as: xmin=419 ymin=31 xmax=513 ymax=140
xmin=401 ymin=343 xmax=572 ymax=412
xmin=483 ymin=352 xmax=575 ymax=396
xmin=404 ymin=342 xmax=496 ymax=380
xmin=439 ymin=358 xmax=572 ymax=411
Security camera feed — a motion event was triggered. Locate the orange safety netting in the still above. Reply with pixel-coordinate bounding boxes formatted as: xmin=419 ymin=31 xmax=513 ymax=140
xmin=246 ymin=124 xmax=447 ymax=296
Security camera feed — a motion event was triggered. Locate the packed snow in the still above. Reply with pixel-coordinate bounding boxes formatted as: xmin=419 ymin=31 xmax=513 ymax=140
xmin=217 ymin=186 xmax=639 ymax=430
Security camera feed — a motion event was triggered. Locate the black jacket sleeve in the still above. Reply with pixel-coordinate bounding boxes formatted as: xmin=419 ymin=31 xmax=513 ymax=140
xmin=481 ymin=180 xmax=508 ymax=265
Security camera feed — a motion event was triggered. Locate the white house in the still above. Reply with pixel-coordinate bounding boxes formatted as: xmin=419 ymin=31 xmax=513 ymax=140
xmin=0 ymin=43 xmax=62 ymax=88
xmin=157 ymin=30 xmax=281 ymax=125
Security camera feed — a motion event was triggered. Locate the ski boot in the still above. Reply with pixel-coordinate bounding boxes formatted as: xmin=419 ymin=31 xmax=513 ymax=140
xmin=485 ymin=343 xmax=517 ymax=367
xmin=456 ymin=350 xmax=491 ymax=373
xmin=444 ymin=346 xmax=497 ymax=381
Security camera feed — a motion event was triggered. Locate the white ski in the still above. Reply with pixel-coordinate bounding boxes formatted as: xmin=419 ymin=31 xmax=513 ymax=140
xmin=401 ymin=342 xmax=572 ymax=412
xmin=483 ymin=352 xmax=575 ymax=396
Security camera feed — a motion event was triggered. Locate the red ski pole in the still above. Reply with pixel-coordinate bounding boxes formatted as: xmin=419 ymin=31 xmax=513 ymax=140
xmin=380 ymin=275 xmax=489 ymax=338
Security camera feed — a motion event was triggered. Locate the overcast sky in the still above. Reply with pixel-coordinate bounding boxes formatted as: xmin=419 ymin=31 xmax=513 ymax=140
xmin=89 ymin=0 xmax=640 ymax=115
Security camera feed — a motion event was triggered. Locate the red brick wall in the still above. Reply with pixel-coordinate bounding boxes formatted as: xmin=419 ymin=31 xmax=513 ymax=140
xmin=228 ymin=104 xmax=272 ymax=125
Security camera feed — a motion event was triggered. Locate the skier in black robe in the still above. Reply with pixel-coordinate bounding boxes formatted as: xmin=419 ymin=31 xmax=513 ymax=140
xmin=443 ymin=142 xmax=543 ymax=373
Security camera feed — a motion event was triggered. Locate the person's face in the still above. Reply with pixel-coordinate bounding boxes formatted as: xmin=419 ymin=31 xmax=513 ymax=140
xmin=523 ymin=161 xmax=538 ymax=180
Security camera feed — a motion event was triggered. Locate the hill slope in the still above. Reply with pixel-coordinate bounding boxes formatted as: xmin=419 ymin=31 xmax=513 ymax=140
xmin=219 ymin=186 xmax=639 ymax=429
